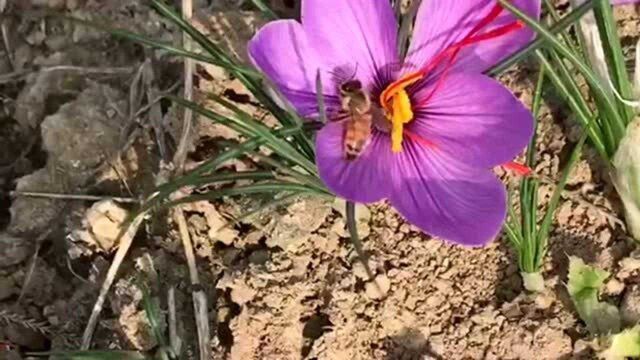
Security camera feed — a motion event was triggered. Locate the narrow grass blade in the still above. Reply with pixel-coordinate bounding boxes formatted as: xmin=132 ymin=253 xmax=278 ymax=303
xmin=346 ymin=201 xmax=374 ymax=281
xmin=316 ymin=71 xmax=327 ymax=124
xmin=536 ymin=51 xmax=608 ymax=159
xmin=487 ymin=0 xmax=595 ymax=76
xmin=141 ymin=288 xmax=167 ymax=348
xmin=219 ymin=192 xmax=302 ymax=231
xmin=499 ymin=0 xmax=626 ymax=150
xmin=170 ymin=95 xmax=318 ymax=175
xmin=397 ymin=0 xmax=421 ymax=59
xmin=593 ymin=0 xmax=635 ymax=124
xmin=249 ymin=0 xmax=278 ymax=20
xmin=28 ymin=351 xmax=149 ymax=360
xmin=150 ymin=0 xmax=316 ymax=157
xmin=162 ymin=183 xmax=331 ymax=209
xmin=536 ymin=134 xmax=587 ymax=267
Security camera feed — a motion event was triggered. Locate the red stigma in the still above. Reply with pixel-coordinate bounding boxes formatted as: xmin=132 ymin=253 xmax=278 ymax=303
xmin=502 ymin=161 xmax=533 ymax=177
xmin=411 ymin=2 xmax=523 ymax=108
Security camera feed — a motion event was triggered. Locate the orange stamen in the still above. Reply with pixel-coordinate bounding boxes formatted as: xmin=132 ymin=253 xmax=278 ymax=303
xmin=379 ymin=1 xmax=526 ymax=153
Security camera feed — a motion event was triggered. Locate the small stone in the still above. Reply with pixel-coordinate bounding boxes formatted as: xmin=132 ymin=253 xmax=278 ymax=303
xmin=76 ymin=200 xmax=128 ymax=252
xmin=0 ymin=233 xmax=30 ymax=268
xmin=6 ymin=323 xmax=47 ymax=350
xmin=534 ymin=293 xmax=555 ymax=310
xmin=352 ymin=261 xmax=376 ymax=280
xmin=365 ymin=274 xmax=391 ymax=300
xmin=618 ymin=256 xmax=640 ymax=280
xmin=621 ymin=284 xmax=640 ymax=326
xmin=66 ymin=0 xmax=81 ymax=9
xmin=605 ymin=278 xmax=626 ymax=296
xmin=0 ymin=276 xmax=16 ymax=300
xmin=501 ymin=302 xmax=523 ymax=320
xmin=230 ymin=282 xmax=257 ymax=307
xmin=248 ymin=249 xmax=270 ymax=265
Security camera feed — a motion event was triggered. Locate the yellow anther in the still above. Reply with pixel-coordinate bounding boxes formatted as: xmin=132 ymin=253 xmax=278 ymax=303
xmin=390 ymin=90 xmax=413 ymax=152
xmin=381 ymin=72 xmax=423 ymax=153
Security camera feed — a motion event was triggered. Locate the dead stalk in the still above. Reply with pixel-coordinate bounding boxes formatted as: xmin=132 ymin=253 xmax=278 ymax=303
xmin=10 ymin=191 xmax=137 ymax=204
xmin=81 ymin=213 xmax=145 ymax=349
xmin=173 ymin=0 xmax=211 ymax=358
xmin=168 ymin=287 xmax=182 ymax=355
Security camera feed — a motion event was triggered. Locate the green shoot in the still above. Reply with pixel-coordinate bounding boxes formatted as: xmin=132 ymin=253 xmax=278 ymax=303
xmin=504 ymin=65 xmax=587 ymax=292
xmin=500 ymin=0 xmax=627 ymax=157
xmin=567 ymin=256 xmax=621 ymax=335
xmin=603 ymin=326 xmax=640 ymax=360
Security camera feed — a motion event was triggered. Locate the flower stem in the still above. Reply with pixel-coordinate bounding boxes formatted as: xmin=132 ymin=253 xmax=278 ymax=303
xmin=346 ymin=201 xmax=374 ymax=281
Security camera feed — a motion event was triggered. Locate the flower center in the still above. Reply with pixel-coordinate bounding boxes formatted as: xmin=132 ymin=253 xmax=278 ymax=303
xmin=380 ymin=72 xmax=425 ymax=153
xmin=375 ymin=2 xmax=525 ymax=154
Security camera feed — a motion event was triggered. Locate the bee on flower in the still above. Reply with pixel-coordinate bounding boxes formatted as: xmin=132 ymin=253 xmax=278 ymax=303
xmin=248 ymin=0 xmax=541 ymax=246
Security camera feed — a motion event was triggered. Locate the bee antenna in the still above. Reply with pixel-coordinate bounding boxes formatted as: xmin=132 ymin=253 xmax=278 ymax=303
xmin=350 ymin=63 xmax=359 ymax=80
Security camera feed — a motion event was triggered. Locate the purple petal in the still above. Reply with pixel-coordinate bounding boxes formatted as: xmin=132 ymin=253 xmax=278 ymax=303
xmin=301 ymin=0 xmax=400 ymax=88
xmin=388 ymin=141 xmax=507 ymax=246
xmin=315 ymin=122 xmax=391 ymax=203
xmin=409 ymin=72 xmax=534 ymax=168
xmin=405 ymin=0 xmax=541 ymax=75
xmin=611 ymin=0 xmax=639 ymax=3
xmin=248 ymin=20 xmax=340 ymax=116
xmin=249 ymin=0 xmax=400 ymax=116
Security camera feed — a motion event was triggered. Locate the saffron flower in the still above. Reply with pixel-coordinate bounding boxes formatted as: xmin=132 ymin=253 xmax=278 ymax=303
xmin=248 ymin=0 xmax=540 ymax=246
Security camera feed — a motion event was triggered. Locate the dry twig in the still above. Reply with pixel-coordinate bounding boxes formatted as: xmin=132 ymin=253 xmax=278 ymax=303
xmin=10 ymin=191 xmax=137 ymax=204
xmin=81 ymin=212 xmax=146 ymax=349
xmin=173 ymin=1 xmax=211 ymax=359
xmin=0 ymin=310 xmax=52 ymax=335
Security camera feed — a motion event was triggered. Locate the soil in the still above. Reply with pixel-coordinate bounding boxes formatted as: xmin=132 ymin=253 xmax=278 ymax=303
xmin=1 ymin=1 xmax=640 ymax=359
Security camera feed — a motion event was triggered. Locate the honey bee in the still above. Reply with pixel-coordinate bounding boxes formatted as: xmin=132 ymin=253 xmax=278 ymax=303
xmin=339 ymin=79 xmax=373 ymax=160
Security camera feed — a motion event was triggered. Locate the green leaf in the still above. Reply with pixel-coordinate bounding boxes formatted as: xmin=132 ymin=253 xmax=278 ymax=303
xmin=593 ymin=0 xmax=635 ymax=125
xmin=602 ymin=326 xmax=640 ymax=360
xmin=170 ymin=95 xmax=318 ymax=176
xmin=149 ymin=0 xmax=316 ymax=157
xmin=141 ymin=288 xmax=167 ymax=348
xmin=499 ymin=0 xmax=626 ymax=153
xmin=536 ymin=51 xmax=608 ymax=159
xmin=29 ymin=351 xmax=149 ymax=360
xmin=567 ymin=256 xmax=621 ymax=335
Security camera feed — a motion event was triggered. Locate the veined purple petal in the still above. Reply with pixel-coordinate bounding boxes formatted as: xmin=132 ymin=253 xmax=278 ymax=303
xmin=301 ymin=0 xmax=399 ymax=90
xmin=315 ymin=122 xmax=391 ymax=203
xmin=405 ymin=0 xmax=541 ymax=76
xmin=248 ymin=20 xmax=339 ymax=117
xmin=409 ymin=72 xmax=534 ymax=168
xmin=248 ymin=0 xmax=399 ymax=117
xmin=611 ymin=0 xmax=639 ymax=4
xmin=389 ymin=141 xmax=507 ymax=246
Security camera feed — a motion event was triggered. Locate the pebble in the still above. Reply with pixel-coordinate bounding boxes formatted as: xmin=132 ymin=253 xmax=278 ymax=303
xmin=0 ymin=276 xmax=16 ymax=300
xmin=605 ymin=278 xmax=626 ymax=296
xmin=365 ymin=274 xmax=390 ymax=300
xmin=621 ymin=284 xmax=640 ymax=326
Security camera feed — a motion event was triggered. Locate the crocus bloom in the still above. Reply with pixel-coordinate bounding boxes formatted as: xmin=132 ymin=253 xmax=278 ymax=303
xmin=249 ymin=0 xmax=540 ymax=246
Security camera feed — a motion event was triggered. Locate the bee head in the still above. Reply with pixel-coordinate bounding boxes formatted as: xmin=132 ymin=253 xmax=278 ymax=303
xmin=340 ymin=79 xmax=362 ymax=95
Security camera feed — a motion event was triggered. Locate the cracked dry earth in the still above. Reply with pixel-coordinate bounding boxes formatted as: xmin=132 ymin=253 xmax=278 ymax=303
xmin=2 ymin=1 xmax=640 ymax=359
